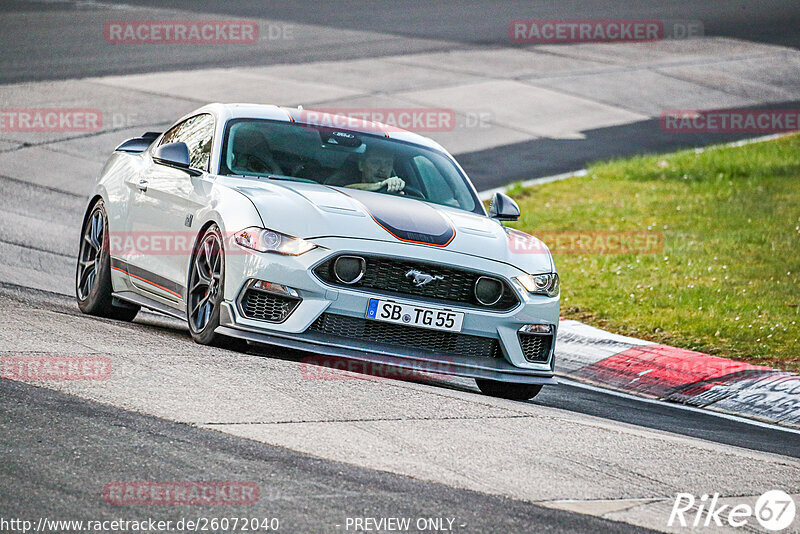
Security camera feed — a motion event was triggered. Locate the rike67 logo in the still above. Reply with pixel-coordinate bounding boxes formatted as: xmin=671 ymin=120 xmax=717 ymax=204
xmin=669 ymin=490 xmax=796 ymax=531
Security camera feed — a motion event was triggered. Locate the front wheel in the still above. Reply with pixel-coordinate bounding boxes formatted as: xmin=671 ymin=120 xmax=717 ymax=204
xmin=186 ymin=225 xmax=247 ymax=351
xmin=475 ymin=379 xmax=543 ymax=400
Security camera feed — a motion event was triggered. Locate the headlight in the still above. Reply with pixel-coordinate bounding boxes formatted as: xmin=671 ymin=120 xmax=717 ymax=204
xmin=234 ymin=227 xmax=316 ymax=256
xmin=517 ymin=273 xmax=559 ymax=297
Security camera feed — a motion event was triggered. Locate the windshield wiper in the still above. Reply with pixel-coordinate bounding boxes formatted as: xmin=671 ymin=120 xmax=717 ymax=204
xmin=228 ymin=173 xmax=278 ymax=180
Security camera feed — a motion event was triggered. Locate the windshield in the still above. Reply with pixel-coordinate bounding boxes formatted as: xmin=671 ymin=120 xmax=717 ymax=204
xmin=219 ymin=119 xmax=479 ymax=213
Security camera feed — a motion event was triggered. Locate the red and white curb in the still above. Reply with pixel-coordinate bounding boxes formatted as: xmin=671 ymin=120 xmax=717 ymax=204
xmin=555 ymin=320 xmax=800 ymax=429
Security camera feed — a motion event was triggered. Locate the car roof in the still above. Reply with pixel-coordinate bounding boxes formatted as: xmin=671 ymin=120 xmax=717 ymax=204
xmin=185 ymin=103 xmax=447 ymax=152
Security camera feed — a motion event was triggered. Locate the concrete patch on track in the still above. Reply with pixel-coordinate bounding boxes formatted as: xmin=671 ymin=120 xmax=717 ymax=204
xmin=0 ymin=146 xmax=104 ymax=196
xmin=391 ymin=48 xmax=607 ymax=79
xmin=529 ymin=69 xmax=758 ymax=117
xmin=396 ymin=79 xmax=647 ymax=140
xmin=529 ymin=38 xmax=793 ymax=68
xmin=90 ymin=69 xmax=364 ymax=107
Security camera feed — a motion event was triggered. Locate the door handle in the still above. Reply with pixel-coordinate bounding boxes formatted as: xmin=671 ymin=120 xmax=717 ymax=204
xmin=137 ymin=179 xmax=148 ymax=192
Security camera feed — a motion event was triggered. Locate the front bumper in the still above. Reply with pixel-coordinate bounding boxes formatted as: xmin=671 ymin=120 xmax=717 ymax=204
xmin=218 ymin=237 xmax=559 ymax=384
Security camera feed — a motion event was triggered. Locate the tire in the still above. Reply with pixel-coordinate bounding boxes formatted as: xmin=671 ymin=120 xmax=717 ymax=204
xmin=76 ymin=200 xmax=140 ymax=321
xmin=475 ymin=379 xmax=543 ymax=400
xmin=186 ymin=224 xmax=247 ymax=351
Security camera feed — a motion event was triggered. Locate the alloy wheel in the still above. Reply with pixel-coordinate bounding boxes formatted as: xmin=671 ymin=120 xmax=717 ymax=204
xmin=188 ymin=232 xmax=222 ymax=332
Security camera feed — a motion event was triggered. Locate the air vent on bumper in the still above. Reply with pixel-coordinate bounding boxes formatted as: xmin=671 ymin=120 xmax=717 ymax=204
xmin=518 ymin=324 xmax=554 ymax=363
xmin=238 ymin=280 xmax=301 ymax=323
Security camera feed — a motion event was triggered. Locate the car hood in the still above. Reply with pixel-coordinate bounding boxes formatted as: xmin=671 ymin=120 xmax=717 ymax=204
xmin=227 ymin=178 xmax=555 ymax=274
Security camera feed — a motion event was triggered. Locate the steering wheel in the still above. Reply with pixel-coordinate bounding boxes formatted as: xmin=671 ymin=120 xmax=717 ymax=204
xmin=399 ymin=185 xmax=425 ymax=199
xmin=238 ymin=153 xmax=282 ymax=175
xmin=289 ymin=156 xmax=319 ymax=178
xmin=377 ymin=183 xmax=424 ymax=198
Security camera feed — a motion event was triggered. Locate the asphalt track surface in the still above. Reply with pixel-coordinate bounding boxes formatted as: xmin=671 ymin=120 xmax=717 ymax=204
xmin=1 ymin=283 xmax=798 ymax=532
xmin=2 ymin=0 xmax=799 ymax=83
xmin=0 ymin=377 xmax=651 ymax=534
xmin=1 ymin=1 xmax=800 ymax=532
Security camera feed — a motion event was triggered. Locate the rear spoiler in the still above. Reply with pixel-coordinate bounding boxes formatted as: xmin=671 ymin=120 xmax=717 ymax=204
xmin=115 ymin=131 xmax=162 ymax=153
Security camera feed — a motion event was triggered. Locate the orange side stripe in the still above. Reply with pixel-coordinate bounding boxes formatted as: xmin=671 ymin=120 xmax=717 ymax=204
xmin=111 ymin=266 xmax=183 ymax=299
xmin=278 ymin=107 xmax=295 ymax=122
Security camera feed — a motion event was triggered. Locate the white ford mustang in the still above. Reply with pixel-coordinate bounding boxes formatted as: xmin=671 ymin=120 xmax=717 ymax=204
xmin=76 ymin=103 xmax=560 ymax=400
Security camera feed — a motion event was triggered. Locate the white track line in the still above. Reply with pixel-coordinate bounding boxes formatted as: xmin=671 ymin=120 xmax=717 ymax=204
xmin=558 ymin=377 xmax=800 ymax=435
xmin=478 ymin=170 xmax=587 ymax=201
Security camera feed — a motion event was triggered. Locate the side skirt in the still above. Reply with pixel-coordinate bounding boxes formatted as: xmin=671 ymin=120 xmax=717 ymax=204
xmin=113 ymin=290 xmax=187 ymax=321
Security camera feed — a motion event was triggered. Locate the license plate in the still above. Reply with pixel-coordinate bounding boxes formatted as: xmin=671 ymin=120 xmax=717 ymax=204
xmin=366 ymin=298 xmax=464 ymax=332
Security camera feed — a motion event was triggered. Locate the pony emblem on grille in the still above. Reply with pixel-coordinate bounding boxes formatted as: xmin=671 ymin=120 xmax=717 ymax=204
xmin=405 ymin=269 xmax=444 ymax=287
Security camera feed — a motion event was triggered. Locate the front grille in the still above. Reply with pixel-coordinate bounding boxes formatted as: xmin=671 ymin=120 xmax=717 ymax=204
xmin=313 ymin=255 xmax=519 ymax=311
xmin=519 ymin=333 xmax=553 ymax=363
xmin=309 ymin=313 xmax=502 ymax=359
xmin=241 ymin=289 xmax=300 ymax=322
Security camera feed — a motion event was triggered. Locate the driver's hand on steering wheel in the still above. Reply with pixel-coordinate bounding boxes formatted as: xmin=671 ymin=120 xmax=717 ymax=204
xmin=380 ymin=176 xmax=405 ymax=193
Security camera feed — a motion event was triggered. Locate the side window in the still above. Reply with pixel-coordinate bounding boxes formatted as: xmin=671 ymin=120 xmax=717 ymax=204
xmin=158 ymin=114 xmax=215 ymax=171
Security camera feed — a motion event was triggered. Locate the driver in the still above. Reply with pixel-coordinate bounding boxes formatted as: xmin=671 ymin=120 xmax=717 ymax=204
xmin=344 ymin=146 xmax=405 ymax=193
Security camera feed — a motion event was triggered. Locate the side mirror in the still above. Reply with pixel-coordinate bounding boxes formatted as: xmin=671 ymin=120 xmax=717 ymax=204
xmin=489 ymin=192 xmax=520 ymax=221
xmin=153 ymin=142 xmax=202 ymax=176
